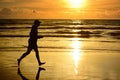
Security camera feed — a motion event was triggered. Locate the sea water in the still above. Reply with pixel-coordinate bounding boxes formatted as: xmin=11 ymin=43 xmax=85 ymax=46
xmin=0 ymin=19 xmax=120 ymax=52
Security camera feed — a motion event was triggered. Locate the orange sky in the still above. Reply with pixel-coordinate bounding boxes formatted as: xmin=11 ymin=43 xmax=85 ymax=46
xmin=0 ymin=0 xmax=120 ymax=19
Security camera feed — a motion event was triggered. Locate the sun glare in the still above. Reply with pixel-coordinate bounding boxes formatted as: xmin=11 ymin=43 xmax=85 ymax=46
xmin=71 ymin=38 xmax=83 ymax=74
xmin=67 ymin=0 xmax=86 ymax=8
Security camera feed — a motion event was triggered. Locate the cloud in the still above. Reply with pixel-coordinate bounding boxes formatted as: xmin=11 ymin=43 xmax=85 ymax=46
xmin=0 ymin=0 xmax=15 ymax=2
xmin=0 ymin=8 xmax=12 ymax=14
xmin=0 ymin=0 xmax=40 ymax=2
xmin=0 ymin=7 xmax=44 ymax=19
xmin=0 ymin=8 xmax=13 ymax=18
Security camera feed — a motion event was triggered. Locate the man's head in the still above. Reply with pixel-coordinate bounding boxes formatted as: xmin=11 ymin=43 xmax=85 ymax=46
xmin=34 ymin=20 xmax=41 ymax=26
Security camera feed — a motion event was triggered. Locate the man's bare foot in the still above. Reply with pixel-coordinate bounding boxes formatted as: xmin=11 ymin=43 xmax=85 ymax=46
xmin=39 ymin=62 xmax=45 ymax=66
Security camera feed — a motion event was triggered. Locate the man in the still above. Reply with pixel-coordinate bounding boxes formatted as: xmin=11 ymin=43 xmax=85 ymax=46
xmin=17 ymin=20 xmax=45 ymax=66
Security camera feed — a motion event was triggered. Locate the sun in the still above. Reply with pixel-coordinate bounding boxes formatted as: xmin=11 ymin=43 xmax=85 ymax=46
xmin=67 ymin=0 xmax=86 ymax=8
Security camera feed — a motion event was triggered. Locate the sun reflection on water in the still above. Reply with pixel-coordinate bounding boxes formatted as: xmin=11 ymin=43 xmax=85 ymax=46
xmin=71 ymin=38 xmax=83 ymax=74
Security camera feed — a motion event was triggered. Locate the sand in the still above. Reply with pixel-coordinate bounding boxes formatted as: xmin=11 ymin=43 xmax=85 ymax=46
xmin=0 ymin=49 xmax=120 ymax=80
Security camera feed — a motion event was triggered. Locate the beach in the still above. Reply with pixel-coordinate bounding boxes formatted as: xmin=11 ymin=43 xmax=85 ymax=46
xmin=0 ymin=19 xmax=120 ymax=80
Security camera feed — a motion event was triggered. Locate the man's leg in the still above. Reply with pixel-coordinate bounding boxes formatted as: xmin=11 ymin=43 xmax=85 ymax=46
xmin=34 ymin=46 xmax=45 ymax=66
xmin=18 ymin=47 xmax=32 ymax=66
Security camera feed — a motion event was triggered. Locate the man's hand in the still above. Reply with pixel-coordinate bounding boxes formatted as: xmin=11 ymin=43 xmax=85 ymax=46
xmin=38 ymin=36 xmax=44 ymax=39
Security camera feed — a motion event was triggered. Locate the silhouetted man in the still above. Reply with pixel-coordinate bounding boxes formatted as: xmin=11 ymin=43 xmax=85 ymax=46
xmin=17 ymin=20 xmax=45 ymax=66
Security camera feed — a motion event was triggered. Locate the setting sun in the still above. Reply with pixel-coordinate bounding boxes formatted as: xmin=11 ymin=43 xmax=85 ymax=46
xmin=67 ymin=0 xmax=86 ymax=8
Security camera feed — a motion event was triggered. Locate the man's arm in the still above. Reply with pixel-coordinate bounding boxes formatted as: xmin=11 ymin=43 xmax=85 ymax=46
xmin=38 ymin=36 xmax=44 ymax=39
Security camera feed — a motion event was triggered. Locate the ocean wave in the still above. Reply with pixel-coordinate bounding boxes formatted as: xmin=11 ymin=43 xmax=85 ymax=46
xmin=107 ymin=31 xmax=120 ymax=36
xmin=0 ymin=19 xmax=120 ymax=26
xmin=0 ymin=25 xmax=120 ymax=30
xmin=0 ymin=46 xmax=120 ymax=52
xmin=0 ymin=30 xmax=120 ymax=39
xmin=107 ymin=31 xmax=120 ymax=39
xmin=0 ymin=26 xmax=31 ymax=29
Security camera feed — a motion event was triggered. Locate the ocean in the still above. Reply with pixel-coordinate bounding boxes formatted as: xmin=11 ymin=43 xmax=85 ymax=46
xmin=0 ymin=19 xmax=120 ymax=80
xmin=0 ymin=19 xmax=120 ymax=52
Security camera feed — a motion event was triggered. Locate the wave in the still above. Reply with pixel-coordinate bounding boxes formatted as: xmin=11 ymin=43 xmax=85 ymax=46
xmin=0 ymin=26 xmax=31 ymax=29
xmin=0 ymin=30 xmax=120 ymax=39
xmin=0 ymin=19 xmax=120 ymax=26
xmin=0 ymin=34 xmax=96 ymax=38
xmin=107 ymin=31 xmax=120 ymax=36
xmin=1 ymin=25 xmax=120 ymax=30
xmin=0 ymin=46 xmax=120 ymax=52
xmin=0 ymin=19 xmax=120 ymax=39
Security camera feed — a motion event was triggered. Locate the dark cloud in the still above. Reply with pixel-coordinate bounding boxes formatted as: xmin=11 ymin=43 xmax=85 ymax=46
xmin=0 ymin=8 xmax=12 ymax=14
xmin=0 ymin=8 xmax=13 ymax=18
xmin=0 ymin=0 xmax=15 ymax=2
xmin=0 ymin=7 xmax=41 ymax=19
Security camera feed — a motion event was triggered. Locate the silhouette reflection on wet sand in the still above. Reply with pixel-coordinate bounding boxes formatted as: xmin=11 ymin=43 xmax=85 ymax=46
xmin=18 ymin=67 xmax=46 ymax=80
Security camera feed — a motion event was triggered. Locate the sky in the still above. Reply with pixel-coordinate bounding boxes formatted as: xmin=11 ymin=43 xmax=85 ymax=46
xmin=0 ymin=0 xmax=120 ymax=19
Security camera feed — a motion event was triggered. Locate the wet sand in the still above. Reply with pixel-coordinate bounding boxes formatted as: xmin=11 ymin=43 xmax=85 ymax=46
xmin=0 ymin=49 xmax=120 ymax=80
xmin=0 ymin=35 xmax=120 ymax=80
